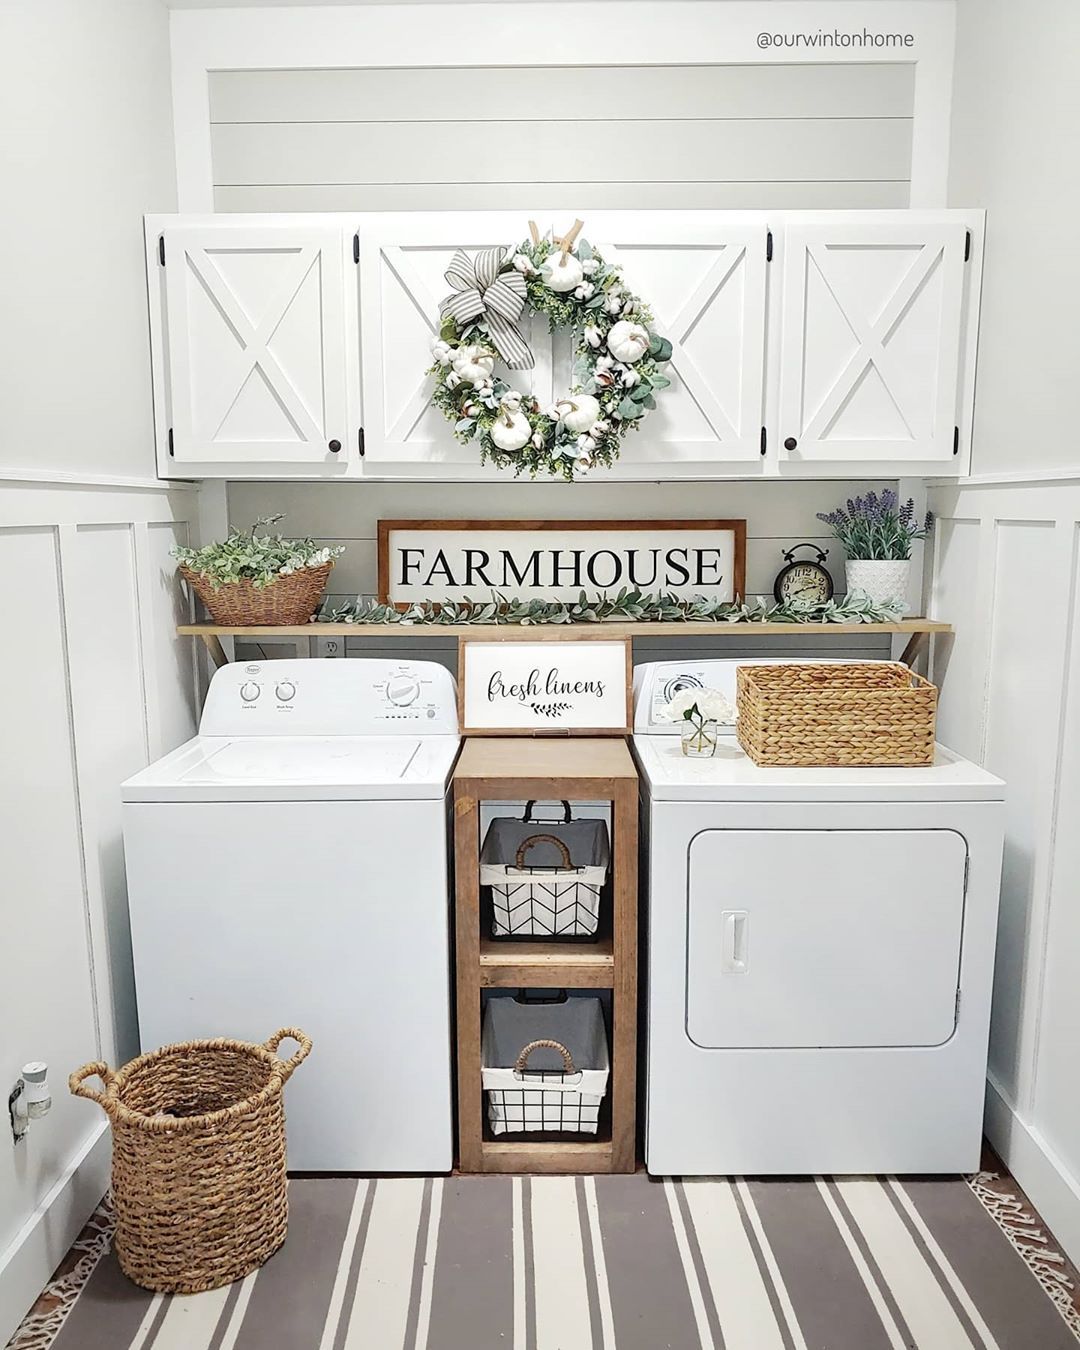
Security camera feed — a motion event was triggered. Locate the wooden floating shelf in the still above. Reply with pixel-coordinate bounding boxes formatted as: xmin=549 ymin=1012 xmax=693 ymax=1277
xmin=179 ymin=619 xmax=950 ymax=639
xmin=479 ymin=936 xmax=615 ymax=989
xmin=178 ymin=619 xmax=952 ymax=671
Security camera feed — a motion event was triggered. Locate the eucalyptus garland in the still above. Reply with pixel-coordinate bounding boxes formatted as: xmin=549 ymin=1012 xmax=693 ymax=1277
xmin=317 ymin=590 xmax=905 ymax=627
xmin=428 ymin=227 xmax=673 ymax=481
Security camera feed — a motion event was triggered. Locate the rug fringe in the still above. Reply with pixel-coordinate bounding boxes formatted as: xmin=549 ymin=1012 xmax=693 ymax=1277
xmin=4 ymin=1204 xmax=113 ymax=1350
xmin=967 ymin=1171 xmax=1080 ymax=1341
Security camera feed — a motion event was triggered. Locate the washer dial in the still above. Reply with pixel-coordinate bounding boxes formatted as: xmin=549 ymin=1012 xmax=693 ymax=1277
xmin=386 ymin=674 xmax=421 ymax=707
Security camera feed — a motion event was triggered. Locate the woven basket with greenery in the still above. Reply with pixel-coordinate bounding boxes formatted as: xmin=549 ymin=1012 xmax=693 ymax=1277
xmin=174 ymin=516 xmax=343 ymax=626
xmin=70 ymin=1029 xmax=311 ymax=1294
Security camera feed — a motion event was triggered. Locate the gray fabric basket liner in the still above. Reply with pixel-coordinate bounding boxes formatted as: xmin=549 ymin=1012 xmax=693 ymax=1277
xmin=480 ymin=816 xmax=610 ymax=876
xmin=482 ymin=997 xmax=610 ymax=1076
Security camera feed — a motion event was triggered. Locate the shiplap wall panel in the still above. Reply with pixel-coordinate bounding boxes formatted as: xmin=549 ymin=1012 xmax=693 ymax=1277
xmin=209 ymin=61 xmax=913 ymax=211
xmin=927 ymin=481 xmax=1080 ymax=1264
xmin=209 ymin=63 xmax=916 ymax=123
xmin=212 ymin=117 xmax=913 ymax=189
xmin=216 ymin=180 xmax=910 ymax=212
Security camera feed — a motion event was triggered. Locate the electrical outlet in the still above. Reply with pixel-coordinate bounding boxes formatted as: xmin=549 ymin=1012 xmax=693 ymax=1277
xmin=314 ymin=636 xmax=345 ymax=659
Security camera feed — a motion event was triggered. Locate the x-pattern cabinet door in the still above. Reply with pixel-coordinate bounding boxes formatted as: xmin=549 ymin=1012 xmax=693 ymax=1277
xmin=162 ymin=224 xmax=349 ymax=465
xmin=777 ymin=220 xmax=968 ymax=466
xmin=579 ymin=214 xmax=769 ymax=469
xmin=358 ymin=212 xmax=555 ymax=467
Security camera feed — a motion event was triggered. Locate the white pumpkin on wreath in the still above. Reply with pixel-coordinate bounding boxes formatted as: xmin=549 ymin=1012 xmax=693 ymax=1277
xmin=427 ymin=219 xmax=674 ymax=480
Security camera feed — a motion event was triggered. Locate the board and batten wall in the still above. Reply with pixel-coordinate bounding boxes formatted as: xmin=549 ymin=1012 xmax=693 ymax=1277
xmin=923 ymin=0 xmax=1080 ymax=1269
xmin=0 ymin=2 xmax=199 ymax=1341
xmin=209 ymin=47 xmax=918 ymax=640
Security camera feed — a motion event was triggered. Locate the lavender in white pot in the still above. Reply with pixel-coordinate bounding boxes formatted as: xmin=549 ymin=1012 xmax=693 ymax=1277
xmin=817 ymin=490 xmax=932 ymax=614
xmin=665 ymin=688 xmax=735 ymax=758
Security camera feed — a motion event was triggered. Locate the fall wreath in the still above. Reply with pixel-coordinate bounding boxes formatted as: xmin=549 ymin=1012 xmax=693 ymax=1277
xmin=428 ymin=219 xmax=673 ymax=481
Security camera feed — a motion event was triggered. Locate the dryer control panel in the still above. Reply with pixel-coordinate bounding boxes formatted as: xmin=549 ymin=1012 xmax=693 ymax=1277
xmin=200 ymin=658 xmax=458 ymax=736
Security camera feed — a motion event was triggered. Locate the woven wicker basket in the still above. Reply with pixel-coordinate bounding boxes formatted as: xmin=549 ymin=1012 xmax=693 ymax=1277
xmin=180 ymin=562 xmax=334 ymax=626
xmin=70 ymin=1029 xmax=311 ymax=1294
xmin=736 ymin=662 xmax=938 ymax=767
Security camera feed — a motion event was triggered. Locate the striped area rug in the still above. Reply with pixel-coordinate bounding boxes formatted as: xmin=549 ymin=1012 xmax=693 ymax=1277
xmin=11 ymin=1173 xmax=1080 ymax=1350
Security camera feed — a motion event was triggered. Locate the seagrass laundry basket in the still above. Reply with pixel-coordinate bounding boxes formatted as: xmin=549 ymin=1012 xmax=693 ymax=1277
xmin=70 ymin=1028 xmax=311 ymax=1294
xmin=180 ymin=562 xmax=334 ymax=626
xmin=736 ymin=662 xmax=938 ymax=767
xmin=480 ymin=801 xmax=610 ymax=939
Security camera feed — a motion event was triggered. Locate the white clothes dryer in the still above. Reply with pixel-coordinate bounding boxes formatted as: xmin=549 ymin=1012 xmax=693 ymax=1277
xmin=633 ymin=658 xmax=1005 ymax=1176
xmin=122 ymin=658 xmax=459 ymax=1173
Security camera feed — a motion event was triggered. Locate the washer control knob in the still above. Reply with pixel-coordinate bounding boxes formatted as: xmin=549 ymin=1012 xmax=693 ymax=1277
xmin=275 ymin=681 xmax=296 ymax=702
xmin=240 ymin=681 xmax=261 ymax=703
xmin=386 ymin=674 xmax=421 ymax=707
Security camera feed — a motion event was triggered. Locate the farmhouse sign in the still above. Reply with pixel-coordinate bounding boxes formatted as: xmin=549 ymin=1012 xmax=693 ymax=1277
xmin=378 ymin=520 xmax=747 ymax=607
xmin=459 ymin=638 xmax=632 ymax=736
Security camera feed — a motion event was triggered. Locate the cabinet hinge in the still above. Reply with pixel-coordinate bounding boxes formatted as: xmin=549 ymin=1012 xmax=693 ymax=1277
xmin=353 ymin=233 xmax=360 ymax=264
xmin=358 ymin=426 xmax=366 ymax=457
xmin=158 ymin=235 xmax=165 ymax=267
xmin=167 ymin=427 xmax=174 ymax=458
xmin=964 ymin=230 xmax=972 ymax=262
xmin=766 ymin=230 xmax=773 ymax=262
xmin=760 ymin=426 xmax=767 ymax=457
xmin=953 ymin=426 xmax=960 ymax=456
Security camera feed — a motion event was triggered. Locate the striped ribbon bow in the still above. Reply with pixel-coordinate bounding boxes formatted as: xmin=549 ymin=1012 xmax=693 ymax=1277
xmin=440 ymin=248 xmax=534 ymax=371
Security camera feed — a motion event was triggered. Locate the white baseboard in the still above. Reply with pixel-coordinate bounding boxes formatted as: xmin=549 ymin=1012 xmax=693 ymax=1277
xmin=0 ymin=1123 xmax=110 ymax=1346
xmin=985 ymin=1074 xmax=1080 ymax=1267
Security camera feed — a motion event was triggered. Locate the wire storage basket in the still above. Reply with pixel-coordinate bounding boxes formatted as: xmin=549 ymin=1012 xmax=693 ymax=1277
xmin=482 ymin=997 xmax=609 ymax=1136
xmin=180 ymin=562 xmax=334 ymax=626
xmin=736 ymin=662 xmax=938 ymax=767
xmin=70 ymin=1028 xmax=311 ymax=1294
xmin=480 ymin=801 xmax=610 ymax=939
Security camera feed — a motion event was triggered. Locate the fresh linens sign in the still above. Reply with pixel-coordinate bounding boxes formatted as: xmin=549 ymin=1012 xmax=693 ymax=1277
xmin=378 ymin=520 xmax=747 ymax=606
xmin=459 ymin=639 xmax=632 ymax=735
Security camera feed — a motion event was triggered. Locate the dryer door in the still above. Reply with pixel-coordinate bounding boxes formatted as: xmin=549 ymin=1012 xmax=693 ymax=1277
xmin=686 ymin=829 xmax=966 ymax=1049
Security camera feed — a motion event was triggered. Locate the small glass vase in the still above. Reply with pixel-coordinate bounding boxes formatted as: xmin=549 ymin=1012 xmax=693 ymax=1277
xmin=681 ymin=721 xmax=718 ymax=758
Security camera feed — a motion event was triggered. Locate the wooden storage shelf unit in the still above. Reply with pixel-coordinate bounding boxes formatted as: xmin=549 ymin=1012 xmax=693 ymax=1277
xmin=453 ymin=737 xmax=638 ymax=1174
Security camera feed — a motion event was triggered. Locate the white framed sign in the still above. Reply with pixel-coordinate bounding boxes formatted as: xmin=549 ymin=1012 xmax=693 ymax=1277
xmin=458 ymin=638 xmax=632 ymax=737
xmin=379 ymin=519 xmax=747 ymax=607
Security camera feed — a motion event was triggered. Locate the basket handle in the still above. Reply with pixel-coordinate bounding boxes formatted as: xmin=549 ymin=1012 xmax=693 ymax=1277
xmin=523 ymin=800 xmax=572 ymax=824
xmin=264 ymin=1028 xmax=313 ymax=1082
xmin=69 ymin=1062 xmax=115 ymax=1111
xmin=515 ymin=834 xmax=573 ymax=871
xmin=514 ymin=1039 xmax=576 ymax=1075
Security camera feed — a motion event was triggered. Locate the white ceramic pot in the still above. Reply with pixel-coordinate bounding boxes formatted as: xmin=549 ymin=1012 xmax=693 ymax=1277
xmin=845 ymin=559 xmax=911 ymax=612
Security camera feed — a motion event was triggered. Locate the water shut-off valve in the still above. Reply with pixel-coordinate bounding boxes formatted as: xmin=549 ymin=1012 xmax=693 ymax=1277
xmin=9 ymin=1062 xmax=51 ymax=1144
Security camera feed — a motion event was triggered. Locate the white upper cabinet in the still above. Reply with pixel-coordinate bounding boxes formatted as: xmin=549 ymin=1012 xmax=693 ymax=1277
xmin=153 ymin=222 xmax=351 ymax=469
xmin=357 ymin=211 xmax=768 ymax=474
xmin=146 ymin=210 xmax=981 ymax=480
xmin=777 ymin=218 xmax=971 ymax=470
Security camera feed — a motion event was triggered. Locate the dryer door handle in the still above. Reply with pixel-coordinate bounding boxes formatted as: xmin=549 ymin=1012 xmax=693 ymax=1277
xmin=721 ymin=910 xmax=749 ymax=974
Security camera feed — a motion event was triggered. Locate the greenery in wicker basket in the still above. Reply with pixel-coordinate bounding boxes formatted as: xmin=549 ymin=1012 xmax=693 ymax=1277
xmin=173 ymin=516 xmax=343 ymax=588
xmin=318 ymin=589 xmax=905 ymax=626
xmin=817 ymin=489 xmax=932 ymax=561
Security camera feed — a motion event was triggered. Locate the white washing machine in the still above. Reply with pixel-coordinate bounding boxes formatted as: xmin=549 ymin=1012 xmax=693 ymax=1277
xmin=122 ymin=658 xmax=459 ymax=1173
xmin=633 ymin=658 xmax=1006 ymax=1176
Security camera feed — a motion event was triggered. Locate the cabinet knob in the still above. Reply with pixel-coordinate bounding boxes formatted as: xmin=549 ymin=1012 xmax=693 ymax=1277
xmin=328 ymin=439 xmax=341 ymax=453
xmin=783 ymin=436 xmax=798 ymax=451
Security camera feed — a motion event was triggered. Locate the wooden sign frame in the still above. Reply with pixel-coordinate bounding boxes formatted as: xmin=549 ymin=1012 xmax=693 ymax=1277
xmin=378 ymin=519 xmax=748 ymax=609
xmin=458 ymin=636 xmax=633 ymax=737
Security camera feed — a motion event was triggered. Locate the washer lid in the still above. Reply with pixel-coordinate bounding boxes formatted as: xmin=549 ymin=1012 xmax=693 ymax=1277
xmin=122 ymin=735 xmax=460 ymax=801
xmin=632 ymin=735 xmax=1005 ymax=802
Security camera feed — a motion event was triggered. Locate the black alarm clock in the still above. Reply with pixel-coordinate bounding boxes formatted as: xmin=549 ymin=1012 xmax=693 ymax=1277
xmin=773 ymin=543 xmax=834 ymax=604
